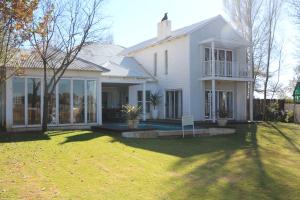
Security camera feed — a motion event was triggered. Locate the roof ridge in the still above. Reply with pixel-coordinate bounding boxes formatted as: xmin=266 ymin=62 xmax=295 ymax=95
xmin=122 ymin=15 xmax=222 ymax=55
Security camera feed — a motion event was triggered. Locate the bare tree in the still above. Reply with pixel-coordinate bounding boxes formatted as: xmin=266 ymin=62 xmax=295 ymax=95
xmin=263 ymin=0 xmax=282 ymax=120
xmin=270 ymin=44 xmax=284 ymax=99
xmin=28 ymin=0 xmax=108 ymax=132
xmin=223 ymin=0 xmax=266 ymax=94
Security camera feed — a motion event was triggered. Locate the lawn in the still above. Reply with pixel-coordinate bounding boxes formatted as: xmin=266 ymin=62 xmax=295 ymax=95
xmin=0 ymin=122 xmax=300 ymax=200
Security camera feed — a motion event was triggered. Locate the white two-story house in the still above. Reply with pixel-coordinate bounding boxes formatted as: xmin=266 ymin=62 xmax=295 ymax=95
xmin=124 ymin=15 xmax=253 ymax=122
xmin=0 ymin=15 xmax=253 ymax=131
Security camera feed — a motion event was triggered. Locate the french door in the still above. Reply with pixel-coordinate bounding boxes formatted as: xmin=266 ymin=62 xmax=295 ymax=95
xmin=205 ymin=90 xmax=234 ymax=119
xmin=165 ymin=90 xmax=182 ymax=119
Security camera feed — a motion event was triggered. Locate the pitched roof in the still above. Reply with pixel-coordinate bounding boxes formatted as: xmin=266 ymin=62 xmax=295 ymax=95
xmin=122 ymin=15 xmax=249 ymax=55
xmin=78 ymin=43 xmax=155 ymax=80
xmin=122 ymin=15 xmax=221 ymax=55
xmin=12 ymin=49 xmax=108 ymax=72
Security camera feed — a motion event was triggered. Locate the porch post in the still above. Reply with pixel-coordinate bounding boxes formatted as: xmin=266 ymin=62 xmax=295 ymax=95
xmin=142 ymin=81 xmax=146 ymax=121
xmin=211 ymin=40 xmax=216 ymax=123
xmin=249 ymin=81 xmax=254 ymax=122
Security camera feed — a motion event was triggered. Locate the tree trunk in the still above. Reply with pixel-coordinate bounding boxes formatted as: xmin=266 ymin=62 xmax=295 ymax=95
xmin=42 ymin=73 xmax=48 ymax=133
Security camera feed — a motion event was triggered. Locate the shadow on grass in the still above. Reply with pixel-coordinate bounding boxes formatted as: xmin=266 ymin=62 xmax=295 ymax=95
xmin=108 ymin=124 xmax=256 ymax=158
xmin=160 ymin=123 xmax=295 ymax=200
xmin=109 ymin=123 xmax=296 ymax=199
xmin=267 ymin=122 xmax=300 ymax=153
xmin=59 ymin=131 xmax=106 ymax=145
xmin=0 ymin=132 xmax=50 ymax=143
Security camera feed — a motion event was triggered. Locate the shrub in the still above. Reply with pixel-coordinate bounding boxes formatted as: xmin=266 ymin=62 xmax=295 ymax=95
xmin=285 ymin=110 xmax=294 ymax=123
xmin=121 ymin=104 xmax=141 ymax=120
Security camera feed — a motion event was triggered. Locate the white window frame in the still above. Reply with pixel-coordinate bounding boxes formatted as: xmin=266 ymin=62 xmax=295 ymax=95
xmin=11 ymin=76 xmax=98 ymax=128
xmin=137 ymin=90 xmax=151 ymax=114
xmin=204 ymin=89 xmax=234 ymax=120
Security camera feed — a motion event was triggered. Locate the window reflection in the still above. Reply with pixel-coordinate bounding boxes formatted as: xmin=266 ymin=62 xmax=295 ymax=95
xmin=27 ymin=78 xmax=41 ymax=125
xmin=87 ymin=80 xmax=97 ymax=123
xmin=13 ymin=78 xmax=25 ymax=125
xmin=73 ymin=80 xmax=85 ymax=123
xmin=59 ymin=79 xmax=71 ymax=124
xmin=47 ymin=80 xmax=56 ymax=124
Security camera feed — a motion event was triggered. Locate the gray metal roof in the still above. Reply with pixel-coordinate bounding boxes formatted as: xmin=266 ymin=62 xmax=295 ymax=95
xmin=78 ymin=43 xmax=155 ymax=80
xmin=12 ymin=49 xmax=108 ymax=72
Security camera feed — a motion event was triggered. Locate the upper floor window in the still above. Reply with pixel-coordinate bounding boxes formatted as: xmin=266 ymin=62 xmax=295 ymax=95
xmin=154 ymin=53 xmax=157 ymax=76
xmin=204 ymin=48 xmax=232 ymax=62
xmin=164 ymin=50 xmax=168 ymax=75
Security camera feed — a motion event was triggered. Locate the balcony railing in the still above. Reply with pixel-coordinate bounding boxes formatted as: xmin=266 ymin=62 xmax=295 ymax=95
xmin=202 ymin=60 xmax=251 ymax=78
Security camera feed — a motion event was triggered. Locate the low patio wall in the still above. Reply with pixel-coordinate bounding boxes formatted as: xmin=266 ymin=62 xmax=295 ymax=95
xmin=122 ymin=128 xmax=236 ymax=138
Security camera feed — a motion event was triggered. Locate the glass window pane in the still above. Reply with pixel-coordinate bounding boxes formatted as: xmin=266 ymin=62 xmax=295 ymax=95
xmin=137 ymin=91 xmax=142 ymax=101
xmin=154 ymin=53 xmax=157 ymax=76
xmin=146 ymin=102 xmax=150 ymax=113
xmin=47 ymin=80 xmax=56 ymax=124
xmin=146 ymin=91 xmax=151 ymax=101
xmin=205 ymin=48 xmax=210 ymax=61
xmin=13 ymin=78 xmax=25 ymax=125
xmin=73 ymin=80 xmax=85 ymax=123
xmin=59 ymin=79 xmax=71 ymax=124
xmin=87 ymin=80 xmax=97 ymax=123
xmin=219 ymin=50 xmax=225 ymax=61
xmin=28 ymin=78 xmax=41 ymax=125
xmin=226 ymin=51 xmax=232 ymax=61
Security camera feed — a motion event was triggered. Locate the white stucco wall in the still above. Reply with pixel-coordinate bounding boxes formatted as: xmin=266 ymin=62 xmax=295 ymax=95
xmin=189 ymin=17 xmax=249 ymax=120
xmin=128 ymin=36 xmax=191 ymax=118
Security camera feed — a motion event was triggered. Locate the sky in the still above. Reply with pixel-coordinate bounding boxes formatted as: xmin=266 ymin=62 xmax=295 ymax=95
xmin=103 ymin=0 xmax=297 ymax=98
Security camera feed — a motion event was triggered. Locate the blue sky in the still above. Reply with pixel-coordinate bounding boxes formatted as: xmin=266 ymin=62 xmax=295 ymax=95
xmin=104 ymin=0 xmax=297 ymax=97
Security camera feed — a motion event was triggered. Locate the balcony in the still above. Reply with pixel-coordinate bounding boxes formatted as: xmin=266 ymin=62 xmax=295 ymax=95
xmin=201 ymin=60 xmax=253 ymax=81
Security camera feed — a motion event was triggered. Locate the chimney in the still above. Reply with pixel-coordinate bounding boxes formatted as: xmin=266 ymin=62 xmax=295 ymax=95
xmin=157 ymin=14 xmax=171 ymax=39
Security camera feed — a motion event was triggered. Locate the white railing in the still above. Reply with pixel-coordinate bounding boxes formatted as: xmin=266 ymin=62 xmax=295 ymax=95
xmin=202 ymin=60 xmax=251 ymax=78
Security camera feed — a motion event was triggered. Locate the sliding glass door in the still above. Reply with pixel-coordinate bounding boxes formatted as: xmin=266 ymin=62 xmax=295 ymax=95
xmin=59 ymin=79 xmax=71 ymax=124
xmin=13 ymin=78 xmax=25 ymax=125
xmin=165 ymin=90 xmax=182 ymax=119
xmin=205 ymin=90 xmax=234 ymax=119
xmin=73 ymin=80 xmax=85 ymax=124
xmin=27 ymin=78 xmax=41 ymax=125
xmin=12 ymin=77 xmax=98 ymax=126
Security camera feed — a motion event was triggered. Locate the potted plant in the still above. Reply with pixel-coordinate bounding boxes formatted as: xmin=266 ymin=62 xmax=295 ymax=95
xmin=122 ymin=104 xmax=141 ymax=129
xmin=217 ymin=108 xmax=228 ymax=126
xmin=150 ymin=91 xmax=161 ymax=119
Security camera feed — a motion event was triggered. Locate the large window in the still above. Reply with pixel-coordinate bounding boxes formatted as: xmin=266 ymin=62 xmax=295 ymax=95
xmin=137 ymin=90 xmax=150 ymax=113
xmin=11 ymin=77 xmax=97 ymax=126
xmin=87 ymin=80 xmax=97 ymax=123
xmin=73 ymin=80 xmax=85 ymax=123
xmin=205 ymin=90 xmax=234 ymax=119
xmin=13 ymin=78 xmax=25 ymax=125
xmin=27 ymin=78 xmax=41 ymax=125
xmin=154 ymin=53 xmax=157 ymax=76
xmin=204 ymin=48 xmax=233 ymax=76
xmin=59 ymin=79 xmax=71 ymax=124
xmin=164 ymin=50 xmax=168 ymax=75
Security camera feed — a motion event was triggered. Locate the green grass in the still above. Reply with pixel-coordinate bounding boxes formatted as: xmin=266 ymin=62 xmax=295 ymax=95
xmin=0 ymin=122 xmax=300 ymax=199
